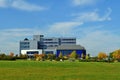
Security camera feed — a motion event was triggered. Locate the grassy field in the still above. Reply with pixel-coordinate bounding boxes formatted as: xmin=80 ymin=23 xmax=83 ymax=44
xmin=0 ymin=61 xmax=120 ymax=80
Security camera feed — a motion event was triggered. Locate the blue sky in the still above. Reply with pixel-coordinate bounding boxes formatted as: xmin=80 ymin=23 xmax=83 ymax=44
xmin=0 ymin=0 xmax=120 ymax=56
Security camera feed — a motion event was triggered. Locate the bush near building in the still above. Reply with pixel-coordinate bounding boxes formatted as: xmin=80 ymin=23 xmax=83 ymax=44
xmin=16 ymin=54 xmax=28 ymax=60
xmin=47 ymin=53 xmax=55 ymax=61
xmin=69 ymin=51 xmax=77 ymax=62
xmin=58 ymin=52 xmax=63 ymax=59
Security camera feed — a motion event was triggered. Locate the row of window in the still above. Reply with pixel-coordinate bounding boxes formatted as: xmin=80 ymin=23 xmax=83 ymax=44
xmin=61 ymin=39 xmax=76 ymax=41
xmin=20 ymin=42 xmax=30 ymax=45
xmin=61 ymin=42 xmax=76 ymax=44
xmin=20 ymin=46 xmax=29 ymax=48
xmin=21 ymin=39 xmax=76 ymax=45
xmin=47 ymin=45 xmax=58 ymax=47
xmin=43 ymin=42 xmax=76 ymax=44
xmin=43 ymin=39 xmax=54 ymax=41
xmin=44 ymin=42 xmax=58 ymax=44
xmin=43 ymin=38 xmax=76 ymax=41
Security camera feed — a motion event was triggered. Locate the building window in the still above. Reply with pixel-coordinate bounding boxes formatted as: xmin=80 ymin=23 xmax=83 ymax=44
xmin=44 ymin=42 xmax=58 ymax=44
xmin=44 ymin=39 xmax=53 ymax=41
xmin=61 ymin=39 xmax=76 ymax=41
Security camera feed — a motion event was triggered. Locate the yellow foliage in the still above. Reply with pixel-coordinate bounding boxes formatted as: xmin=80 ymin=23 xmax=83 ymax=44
xmin=59 ymin=52 xmax=63 ymax=59
xmin=70 ymin=51 xmax=77 ymax=58
xmin=98 ymin=52 xmax=107 ymax=60
xmin=34 ymin=54 xmax=45 ymax=61
xmin=112 ymin=49 xmax=120 ymax=59
xmin=86 ymin=54 xmax=89 ymax=60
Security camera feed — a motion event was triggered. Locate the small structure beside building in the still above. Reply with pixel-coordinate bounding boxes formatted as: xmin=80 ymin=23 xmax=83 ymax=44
xmin=21 ymin=49 xmax=42 ymax=58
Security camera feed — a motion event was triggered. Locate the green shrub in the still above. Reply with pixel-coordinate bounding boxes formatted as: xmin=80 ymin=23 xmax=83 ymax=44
xmin=0 ymin=56 xmax=16 ymax=61
xmin=69 ymin=58 xmax=76 ymax=62
xmin=79 ymin=59 xmax=90 ymax=62
xmin=55 ymin=57 xmax=60 ymax=61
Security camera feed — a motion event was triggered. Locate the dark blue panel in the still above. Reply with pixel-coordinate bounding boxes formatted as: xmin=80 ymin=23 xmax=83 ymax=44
xmin=56 ymin=49 xmax=86 ymax=58
xmin=45 ymin=51 xmax=54 ymax=54
xmin=27 ymin=51 xmax=39 ymax=54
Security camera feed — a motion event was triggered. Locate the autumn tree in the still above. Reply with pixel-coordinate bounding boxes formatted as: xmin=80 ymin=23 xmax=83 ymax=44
xmin=86 ymin=54 xmax=90 ymax=60
xmin=34 ymin=53 xmax=45 ymax=61
xmin=70 ymin=51 xmax=77 ymax=59
xmin=9 ymin=52 xmax=14 ymax=57
xmin=81 ymin=53 xmax=85 ymax=59
xmin=112 ymin=49 xmax=120 ymax=60
xmin=59 ymin=52 xmax=63 ymax=59
xmin=98 ymin=52 xmax=107 ymax=60
xmin=47 ymin=53 xmax=54 ymax=61
xmin=34 ymin=53 xmax=39 ymax=58
xmin=39 ymin=54 xmax=45 ymax=61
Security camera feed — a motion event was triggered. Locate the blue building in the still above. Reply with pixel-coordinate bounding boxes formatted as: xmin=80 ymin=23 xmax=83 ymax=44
xmin=56 ymin=45 xmax=86 ymax=57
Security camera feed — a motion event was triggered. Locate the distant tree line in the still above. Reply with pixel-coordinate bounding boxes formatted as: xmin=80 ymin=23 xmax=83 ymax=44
xmin=0 ymin=52 xmax=27 ymax=60
xmin=0 ymin=49 xmax=120 ymax=62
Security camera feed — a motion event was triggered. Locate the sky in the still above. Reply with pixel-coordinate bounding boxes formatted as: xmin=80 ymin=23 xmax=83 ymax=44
xmin=0 ymin=0 xmax=120 ymax=56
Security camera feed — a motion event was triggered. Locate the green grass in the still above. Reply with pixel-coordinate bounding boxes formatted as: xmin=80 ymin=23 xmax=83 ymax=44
xmin=0 ymin=60 xmax=120 ymax=80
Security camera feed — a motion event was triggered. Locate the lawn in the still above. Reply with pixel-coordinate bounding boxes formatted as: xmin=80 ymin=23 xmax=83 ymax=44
xmin=0 ymin=60 xmax=120 ymax=80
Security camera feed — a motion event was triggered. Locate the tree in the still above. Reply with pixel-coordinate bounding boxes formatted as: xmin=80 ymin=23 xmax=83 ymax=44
xmin=58 ymin=52 xmax=63 ymax=59
xmin=0 ymin=53 xmax=6 ymax=58
xmin=39 ymin=54 xmax=45 ymax=61
xmin=109 ymin=52 xmax=114 ymax=58
xmin=47 ymin=53 xmax=54 ymax=61
xmin=86 ymin=54 xmax=90 ymax=60
xmin=70 ymin=51 xmax=77 ymax=59
xmin=98 ymin=52 xmax=107 ymax=60
xmin=112 ymin=49 xmax=120 ymax=60
xmin=34 ymin=53 xmax=39 ymax=59
xmin=19 ymin=54 xmax=28 ymax=59
xmin=34 ymin=54 xmax=45 ymax=61
xmin=81 ymin=53 xmax=85 ymax=59
xmin=0 ymin=53 xmax=6 ymax=60
xmin=9 ymin=52 xmax=14 ymax=57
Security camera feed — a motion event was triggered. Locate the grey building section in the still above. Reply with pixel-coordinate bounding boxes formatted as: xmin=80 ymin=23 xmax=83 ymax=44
xmin=44 ymin=47 xmax=56 ymax=54
xmin=33 ymin=35 xmax=44 ymax=41
xmin=60 ymin=38 xmax=76 ymax=45
xmin=20 ymin=39 xmax=37 ymax=50
xmin=20 ymin=39 xmax=30 ymax=51
xmin=56 ymin=45 xmax=85 ymax=50
xmin=43 ymin=37 xmax=59 ymax=48
xmin=19 ymin=35 xmax=85 ymax=56
xmin=30 ymin=40 xmax=38 ymax=49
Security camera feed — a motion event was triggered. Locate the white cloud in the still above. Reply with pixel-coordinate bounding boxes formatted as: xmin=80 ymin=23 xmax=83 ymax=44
xmin=0 ymin=0 xmax=9 ymax=7
xmin=77 ymin=28 xmax=120 ymax=56
xmin=73 ymin=8 xmax=112 ymax=22
xmin=48 ymin=8 xmax=112 ymax=36
xmin=73 ymin=0 xmax=98 ymax=6
xmin=0 ymin=0 xmax=46 ymax=11
xmin=11 ymin=0 xmax=45 ymax=11
xmin=49 ymin=21 xmax=83 ymax=35
xmin=0 ymin=28 xmax=44 ymax=54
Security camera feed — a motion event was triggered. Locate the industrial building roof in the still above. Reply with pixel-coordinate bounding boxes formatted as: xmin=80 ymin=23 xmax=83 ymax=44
xmin=56 ymin=45 xmax=85 ymax=50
